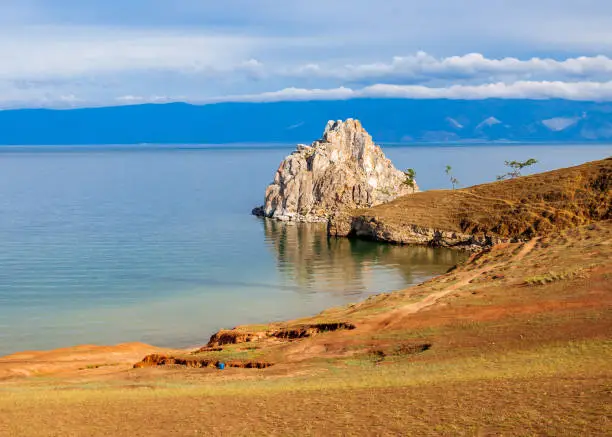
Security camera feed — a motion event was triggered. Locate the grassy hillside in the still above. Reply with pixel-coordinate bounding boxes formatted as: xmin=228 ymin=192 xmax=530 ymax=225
xmin=333 ymin=158 xmax=611 ymax=245
xmin=1 ymin=160 xmax=610 ymax=436
xmin=1 ymin=220 xmax=610 ymax=436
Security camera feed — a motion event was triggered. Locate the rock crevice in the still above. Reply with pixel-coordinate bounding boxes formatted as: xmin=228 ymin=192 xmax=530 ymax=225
xmin=253 ymin=119 xmax=417 ymax=222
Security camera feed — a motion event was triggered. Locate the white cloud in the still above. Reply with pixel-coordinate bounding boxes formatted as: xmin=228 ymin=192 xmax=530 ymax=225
xmin=202 ymin=80 xmax=612 ymax=103
xmin=283 ymin=53 xmax=612 ymax=83
xmin=5 ymin=36 xmax=612 ymax=88
xmin=116 ymin=95 xmax=180 ymax=104
xmin=213 ymin=86 xmax=357 ymax=103
xmin=2 ymin=7 xmax=612 ymax=109
xmin=0 ymin=26 xmax=262 ymax=80
xmin=9 ymin=79 xmax=612 ymax=109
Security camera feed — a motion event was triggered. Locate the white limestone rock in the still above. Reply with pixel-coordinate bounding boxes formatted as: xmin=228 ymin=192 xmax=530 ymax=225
xmin=253 ymin=119 xmax=418 ymax=222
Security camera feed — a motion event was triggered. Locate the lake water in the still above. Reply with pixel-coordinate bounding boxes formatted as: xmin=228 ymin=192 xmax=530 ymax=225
xmin=0 ymin=143 xmax=610 ymax=356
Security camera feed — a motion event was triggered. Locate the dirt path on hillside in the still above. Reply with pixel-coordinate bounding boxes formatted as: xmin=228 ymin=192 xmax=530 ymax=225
xmin=371 ymin=239 xmax=539 ymax=329
xmin=515 ymin=238 xmax=539 ymax=261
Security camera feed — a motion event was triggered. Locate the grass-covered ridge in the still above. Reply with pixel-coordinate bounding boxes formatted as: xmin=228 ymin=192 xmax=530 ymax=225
xmin=338 ymin=158 xmax=611 ymax=245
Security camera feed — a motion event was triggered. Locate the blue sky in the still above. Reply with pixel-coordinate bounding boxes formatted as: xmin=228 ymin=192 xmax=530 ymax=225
xmin=2 ymin=0 xmax=612 ymax=108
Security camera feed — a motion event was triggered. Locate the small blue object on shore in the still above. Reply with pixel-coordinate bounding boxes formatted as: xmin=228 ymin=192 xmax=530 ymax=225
xmin=217 ymin=362 xmax=225 ymax=370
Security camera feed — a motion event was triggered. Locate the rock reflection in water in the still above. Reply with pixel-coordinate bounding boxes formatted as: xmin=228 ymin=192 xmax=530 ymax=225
xmin=261 ymin=219 xmax=467 ymax=296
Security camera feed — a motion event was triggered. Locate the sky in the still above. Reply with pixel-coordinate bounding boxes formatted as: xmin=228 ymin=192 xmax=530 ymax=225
xmin=2 ymin=0 xmax=612 ymax=108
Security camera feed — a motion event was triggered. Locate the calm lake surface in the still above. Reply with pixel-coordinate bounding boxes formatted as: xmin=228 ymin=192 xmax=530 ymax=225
xmin=0 ymin=143 xmax=610 ymax=356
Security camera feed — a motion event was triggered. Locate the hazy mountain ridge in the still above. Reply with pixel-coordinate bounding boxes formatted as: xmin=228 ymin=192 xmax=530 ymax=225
xmin=2 ymin=99 xmax=612 ymax=145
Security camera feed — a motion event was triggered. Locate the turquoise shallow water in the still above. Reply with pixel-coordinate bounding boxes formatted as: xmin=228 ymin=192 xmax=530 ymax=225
xmin=0 ymin=143 xmax=609 ymax=356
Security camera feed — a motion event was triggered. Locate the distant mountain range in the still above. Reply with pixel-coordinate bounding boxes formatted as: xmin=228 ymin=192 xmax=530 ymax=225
xmin=2 ymin=99 xmax=612 ymax=145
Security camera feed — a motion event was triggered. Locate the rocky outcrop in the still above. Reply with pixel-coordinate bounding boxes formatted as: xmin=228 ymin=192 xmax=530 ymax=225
xmin=328 ymin=213 xmax=503 ymax=251
xmin=253 ymin=119 xmax=417 ymax=222
xmin=134 ymin=354 xmax=273 ymax=369
xmin=269 ymin=322 xmax=356 ymax=340
xmin=207 ymin=330 xmax=268 ymax=347
xmin=207 ymin=323 xmax=357 ymax=347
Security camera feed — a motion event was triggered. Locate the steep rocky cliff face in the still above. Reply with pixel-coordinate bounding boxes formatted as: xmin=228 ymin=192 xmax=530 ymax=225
xmin=253 ymin=119 xmax=417 ymax=222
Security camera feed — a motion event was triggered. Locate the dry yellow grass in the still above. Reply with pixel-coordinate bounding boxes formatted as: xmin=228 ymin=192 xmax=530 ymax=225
xmin=349 ymin=158 xmax=611 ymax=242
xmin=1 ymin=221 xmax=610 ymax=436
xmin=1 ymin=161 xmax=611 ymax=436
xmin=1 ymin=342 xmax=610 ymax=436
